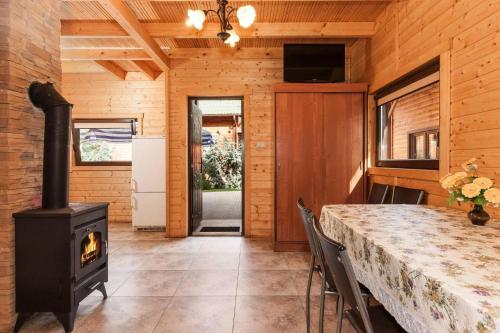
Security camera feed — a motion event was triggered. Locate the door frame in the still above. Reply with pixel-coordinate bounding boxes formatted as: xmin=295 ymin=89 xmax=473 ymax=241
xmin=187 ymin=96 xmax=245 ymax=236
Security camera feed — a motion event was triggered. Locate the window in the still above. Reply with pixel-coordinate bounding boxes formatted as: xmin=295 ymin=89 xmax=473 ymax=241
xmin=408 ymin=128 xmax=439 ymax=160
xmin=72 ymin=118 xmax=137 ymax=166
xmin=376 ymin=60 xmax=440 ymax=170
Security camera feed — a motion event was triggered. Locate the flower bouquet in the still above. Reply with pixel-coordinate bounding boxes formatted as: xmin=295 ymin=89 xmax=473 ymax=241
xmin=440 ymin=158 xmax=500 ymax=225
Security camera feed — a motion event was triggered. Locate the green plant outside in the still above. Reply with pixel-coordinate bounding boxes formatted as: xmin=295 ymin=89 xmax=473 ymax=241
xmin=202 ymin=139 xmax=242 ymax=190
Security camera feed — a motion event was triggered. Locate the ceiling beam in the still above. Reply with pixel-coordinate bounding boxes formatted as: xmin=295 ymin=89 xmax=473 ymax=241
xmin=61 ymin=21 xmax=376 ymax=38
xmin=62 ymin=48 xmax=283 ymax=60
xmin=62 ymin=49 xmax=151 ymax=60
xmin=132 ymin=60 xmax=162 ymax=80
xmin=64 ymin=0 xmax=390 ymax=2
xmin=96 ymin=0 xmax=170 ymax=69
xmin=94 ymin=60 xmax=128 ymax=79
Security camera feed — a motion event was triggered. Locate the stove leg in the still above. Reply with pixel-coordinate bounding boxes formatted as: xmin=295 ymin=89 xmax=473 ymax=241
xmin=97 ymin=283 xmax=108 ymax=299
xmin=13 ymin=312 xmax=32 ymax=333
xmin=56 ymin=307 xmax=77 ymax=333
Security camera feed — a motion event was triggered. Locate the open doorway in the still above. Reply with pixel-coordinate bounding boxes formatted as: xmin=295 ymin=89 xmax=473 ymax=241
xmin=188 ymin=97 xmax=244 ymax=236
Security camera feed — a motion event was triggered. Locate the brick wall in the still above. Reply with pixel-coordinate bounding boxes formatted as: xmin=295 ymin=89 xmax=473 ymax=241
xmin=0 ymin=1 xmax=61 ymax=331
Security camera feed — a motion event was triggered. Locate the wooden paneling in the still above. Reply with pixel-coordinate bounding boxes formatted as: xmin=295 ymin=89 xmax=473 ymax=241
xmin=366 ymin=0 xmax=500 ymax=218
xmin=167 ymin=58 xmax=282 ymax=238
xmin=61 ymin=1 xmax=389 ymax=23
xmin=0 ymin=0 xmax=62 ymax=331
xmin=62 ymin=72 xmax=166 ymax=223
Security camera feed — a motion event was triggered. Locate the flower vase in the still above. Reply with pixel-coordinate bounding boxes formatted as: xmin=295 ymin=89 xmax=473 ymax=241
xmin=467 ymin=204 xmax=490 ymax=226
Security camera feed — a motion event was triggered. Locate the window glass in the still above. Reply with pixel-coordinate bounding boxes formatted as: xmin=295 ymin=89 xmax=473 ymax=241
xmin=73 ymin=119 xmax=136 ymax=166
xmin=377 ymin=77 xmax=440 ymax=169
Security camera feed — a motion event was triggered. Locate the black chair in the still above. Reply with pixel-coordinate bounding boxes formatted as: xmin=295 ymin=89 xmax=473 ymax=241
xmin=367 ymin=183 xmax=390 ymax=204
xmin=297 ymin=198 xmax=338 ymax=333
xmin=312 ymin=218 xmax=405 ymax=333
xmin=391 ymin=186 xmax=424 ymax=204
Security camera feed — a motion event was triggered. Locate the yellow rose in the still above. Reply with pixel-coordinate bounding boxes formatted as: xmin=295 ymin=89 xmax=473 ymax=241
xmin=473 ymin=177 xmax=493 ymax=190
xmin=461 ymin=183 xmax=481 ymax=198
xmin=484 ymin=188 xmax=500 ymax=204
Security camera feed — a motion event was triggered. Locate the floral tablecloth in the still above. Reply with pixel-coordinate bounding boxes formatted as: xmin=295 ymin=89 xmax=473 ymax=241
xmin=319 ymin=204 xmax=500 ymax=333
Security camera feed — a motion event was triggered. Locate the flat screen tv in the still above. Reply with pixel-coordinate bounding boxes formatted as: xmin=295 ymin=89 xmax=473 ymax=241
xmin=284 ymin=44 xmax=345 ymax=83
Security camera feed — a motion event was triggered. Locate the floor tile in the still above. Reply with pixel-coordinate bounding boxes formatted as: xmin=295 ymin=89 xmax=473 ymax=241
xmin=237 ymin=270 xmax=298 ymax=296
xmin=114 ymin=270 xmax=184 ymax=297
xmin=140 ymin=253 xmax=194 ymax=270
xmin=17 ymin=297 xmax=103 ymax=333
xmin=290 ymin=269 xmax=323 ymax=296
xmin=198 ymin=237 xmax=242 ymax=253
xmin=189 ymin=252 xmax=240 ymax=270
xmin=108 ymin=253 xmax=148 ymax=271
xmin=239 ymin=253 xmax=289 ymax=270
xmin=285 ymin=253 xmax=311 ymax=270
xmin=175 ymin=270 xmax=238 ymax=296
xmin=240 ymin=239 xmax=274 ymax=253
xmin=89 ymin=270 xmax=133 ymax=297
xmin=112 ymin=240 xmax=170 ymax=254
xmin=233 ymin=296 xmax=307 ymax=333
xmin=74 ymin=297 xmax=170 ymax=333
xmin=302 ymin=296 xmax=357 ymax=333
xmin=155 ymin=238 xmax=203 ymax=253
xmin=153 ymin=296 xmax=235 ymax=333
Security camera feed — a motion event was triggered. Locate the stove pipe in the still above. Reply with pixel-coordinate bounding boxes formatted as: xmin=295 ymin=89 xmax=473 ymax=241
xmin=28 ymin=82 xmax=73 ymax=209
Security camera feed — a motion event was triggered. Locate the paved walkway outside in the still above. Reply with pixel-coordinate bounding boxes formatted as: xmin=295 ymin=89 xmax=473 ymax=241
xmin=203 ymin=191 xmax=242 ymax=220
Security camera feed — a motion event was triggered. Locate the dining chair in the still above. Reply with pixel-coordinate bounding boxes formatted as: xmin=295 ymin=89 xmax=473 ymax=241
xmin=312 ymin=218 xmax=405 ymax=333
xmin=391 ymin=186 xmax=425 ymax=204
xmin=367 ymin=183 xmax=390 ymax=204
xmin=297 ymin=198 xmax=338 ymax=333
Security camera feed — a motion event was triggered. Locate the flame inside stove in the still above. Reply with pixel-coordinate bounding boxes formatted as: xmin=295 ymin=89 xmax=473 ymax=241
xmin=81 ymin=232 xmax=99 ymax=268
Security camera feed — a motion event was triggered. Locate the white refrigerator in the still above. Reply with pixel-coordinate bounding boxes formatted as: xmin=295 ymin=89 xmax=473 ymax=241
xmin=131 ymin=136 xmax=166 ymax=230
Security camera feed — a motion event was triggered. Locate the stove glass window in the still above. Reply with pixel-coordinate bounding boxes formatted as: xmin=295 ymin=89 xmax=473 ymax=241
xmin=81 ymin=231 xmax=102 ymax=268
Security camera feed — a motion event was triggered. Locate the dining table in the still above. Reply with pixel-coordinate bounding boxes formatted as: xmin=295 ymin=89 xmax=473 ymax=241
xmin=319 ymin=204 xmax=500 ymax=333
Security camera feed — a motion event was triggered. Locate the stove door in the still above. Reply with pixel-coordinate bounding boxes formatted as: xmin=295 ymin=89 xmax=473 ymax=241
xmin=74 ymin=218 xmax=107 ymax=282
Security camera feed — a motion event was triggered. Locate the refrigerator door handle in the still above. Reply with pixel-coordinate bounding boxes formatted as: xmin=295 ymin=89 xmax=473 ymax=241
xmin=131 ymin=196 xmax=138 ymax=209
xmin=131 ymin=178 xmax=137 ymax=192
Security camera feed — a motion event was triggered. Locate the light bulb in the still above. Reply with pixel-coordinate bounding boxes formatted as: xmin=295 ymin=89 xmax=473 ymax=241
xmin=224 ymin=29 xmax=240 ymax=47
xmin=186 ymin=9 xmax=205 ymax=30
xmin=237 ymin=5 xmax=256 ymax=28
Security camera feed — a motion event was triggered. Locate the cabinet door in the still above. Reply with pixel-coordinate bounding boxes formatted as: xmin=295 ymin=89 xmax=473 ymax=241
xmin=276 ymin=93 xmax=323 ymax=243
xmin=320 ymin=93 xmax=365 ymax=207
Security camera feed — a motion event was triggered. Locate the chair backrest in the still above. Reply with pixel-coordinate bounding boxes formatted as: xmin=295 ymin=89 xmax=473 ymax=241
xmin=367 ymin=183 xmax=390 ymax=204
xmin=391 ymin=186 xmax=425 ymax=204
xmin=312 ymin=217 xmax=374 ymax=333
xmin=297 ymin=198 xmax=319 ymax=258
xmin=297 ymin=198 xmax=337 ymax=291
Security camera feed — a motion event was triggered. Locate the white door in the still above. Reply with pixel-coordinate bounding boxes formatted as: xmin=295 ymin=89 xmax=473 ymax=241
xmin=132 ymin=138 xmax=166 ymax=193
xmin=131 ymin=192 xmax=166 ymax=227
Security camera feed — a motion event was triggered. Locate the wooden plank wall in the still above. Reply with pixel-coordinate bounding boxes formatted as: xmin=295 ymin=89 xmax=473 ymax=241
xmin=0 ymin=0 xmax=61 ymax=331
xmin=167 ymin=58 xmax=282 ymax=238
xmin=364 ymin=0 xmax=500 ymax=217
xmin=62 ymin=72 xmax=166 ymax=223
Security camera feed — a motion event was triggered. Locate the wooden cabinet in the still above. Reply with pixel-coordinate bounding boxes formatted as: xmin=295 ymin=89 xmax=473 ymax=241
xmin=274 ymin=83 xmax=368 ymax=251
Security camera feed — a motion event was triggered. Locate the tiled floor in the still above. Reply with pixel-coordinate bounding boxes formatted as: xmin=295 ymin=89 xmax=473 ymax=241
xmin=20 ymin=224 xmax=356 ymax=333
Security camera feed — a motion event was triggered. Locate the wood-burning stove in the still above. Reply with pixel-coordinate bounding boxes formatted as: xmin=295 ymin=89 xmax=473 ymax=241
xmin=12 ymin=82 xmax=109 ymax=333
xmin=13 ymin=203 xmax=109 ymax=332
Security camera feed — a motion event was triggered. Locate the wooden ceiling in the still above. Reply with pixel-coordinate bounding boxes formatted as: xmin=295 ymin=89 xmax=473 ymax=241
xmin=61 ymin=0 xmax=391 ymax=78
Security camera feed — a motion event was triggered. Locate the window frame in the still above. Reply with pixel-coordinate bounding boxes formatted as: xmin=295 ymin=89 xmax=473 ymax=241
xmin=72 ymin=118 xmax=137 ymax=166
xmin=408 ymin=127 xmax=439 ymax=160
xmin=375 ymin=59 xmax=440 ymax=170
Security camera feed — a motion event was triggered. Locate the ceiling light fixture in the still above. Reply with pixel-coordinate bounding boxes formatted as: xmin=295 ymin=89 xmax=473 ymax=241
xmin=186 ymin=0 xmax=256 ymax=47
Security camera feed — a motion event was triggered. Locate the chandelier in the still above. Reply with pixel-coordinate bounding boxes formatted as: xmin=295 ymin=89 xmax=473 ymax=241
xmin=186 ymin=0 xmax=256 ymax=47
